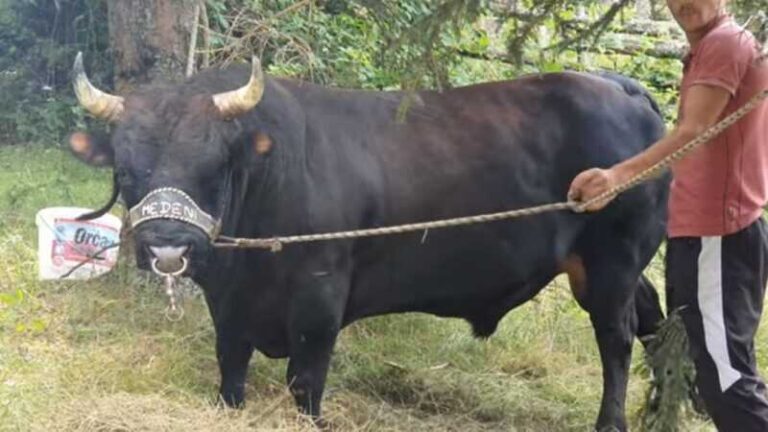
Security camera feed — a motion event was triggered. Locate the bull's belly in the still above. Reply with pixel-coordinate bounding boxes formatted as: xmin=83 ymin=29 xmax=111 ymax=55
xmin=344 ymin=226 xmax=560 ymax=324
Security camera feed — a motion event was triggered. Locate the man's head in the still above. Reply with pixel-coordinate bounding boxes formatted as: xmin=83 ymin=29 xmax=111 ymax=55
xmin=667 ymin=0 xmax=728 ymax=34
xmin=666 ymin=0 xmax=727 ymax=35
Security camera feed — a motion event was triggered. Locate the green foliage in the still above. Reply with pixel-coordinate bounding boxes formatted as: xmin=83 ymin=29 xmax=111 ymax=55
xmin=0 ymin=0 xmax=108 ymax=145
xmin=3 ymin=0 xmax=761 ymax=147
xmin=731 ymin=0 xmax=768 ymax=38
xmin=637 ymin=310 xmax=700 ymax=432
xmin=0 ymin=0 xmax=697 ymax=145
xmin=203 ymin=0 xmax=483 ymax=90
xmin=6 ymin=95 xmax=88 ymax=145
xmin=202 ymin=0 xmax=686 ymax=124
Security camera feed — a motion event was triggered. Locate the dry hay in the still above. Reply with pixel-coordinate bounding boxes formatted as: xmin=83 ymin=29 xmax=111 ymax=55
xmin=30 ymin=392 xmax=317 ymax=432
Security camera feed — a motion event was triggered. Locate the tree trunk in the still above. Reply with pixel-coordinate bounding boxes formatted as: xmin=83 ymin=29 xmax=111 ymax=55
xmin=105 ymin=0 xmax=197 ymax=258
xmin=107 ymin=0 xmax=198 ymax=92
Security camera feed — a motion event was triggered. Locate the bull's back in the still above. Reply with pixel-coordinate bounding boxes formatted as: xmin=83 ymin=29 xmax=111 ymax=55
xmin=369 ymin=72 xmax=664 ymax=223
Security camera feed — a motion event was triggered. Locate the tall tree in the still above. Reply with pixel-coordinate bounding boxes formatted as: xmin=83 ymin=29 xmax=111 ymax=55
xmin=107 ymin=0 xmax=198 ymax=92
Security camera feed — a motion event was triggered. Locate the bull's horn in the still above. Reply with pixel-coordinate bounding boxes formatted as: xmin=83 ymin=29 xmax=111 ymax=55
xmin=73 ymin=52 xmax=124 ymax=122
xmin=212 ymin=56 xmax=264 ymax=118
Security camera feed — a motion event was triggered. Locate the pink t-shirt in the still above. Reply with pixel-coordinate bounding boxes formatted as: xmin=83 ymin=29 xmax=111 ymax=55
xmin=668 ymin=16 xmax=768 ymax=238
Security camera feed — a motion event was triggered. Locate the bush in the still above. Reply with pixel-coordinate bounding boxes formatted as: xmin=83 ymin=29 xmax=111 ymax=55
xmin=0 ymin=0 xmax=108 ymax=145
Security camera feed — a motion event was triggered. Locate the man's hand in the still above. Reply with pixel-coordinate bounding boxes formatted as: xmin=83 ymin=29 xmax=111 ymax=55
xmin=567 ymin=167 xmax=621 ymax=212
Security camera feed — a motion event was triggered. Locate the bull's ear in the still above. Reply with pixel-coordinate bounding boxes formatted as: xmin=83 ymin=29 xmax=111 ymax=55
xmin=67 ymin=131 xmax=114 ymax=167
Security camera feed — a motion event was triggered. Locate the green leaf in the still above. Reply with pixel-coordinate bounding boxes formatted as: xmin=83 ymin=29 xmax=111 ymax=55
xmin=541 ymin=62 xmax=564 ymax=73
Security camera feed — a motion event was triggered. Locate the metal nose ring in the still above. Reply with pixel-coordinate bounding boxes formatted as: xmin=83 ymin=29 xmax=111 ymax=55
xmin=150 ymin=256 xmax=188 ymax=277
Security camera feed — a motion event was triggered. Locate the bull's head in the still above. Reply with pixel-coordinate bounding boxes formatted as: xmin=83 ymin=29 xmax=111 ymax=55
xmin=68 ymin=53 xmax=269 ymax=277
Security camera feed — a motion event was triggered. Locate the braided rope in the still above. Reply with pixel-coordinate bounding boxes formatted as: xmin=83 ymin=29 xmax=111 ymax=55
xmin=213 ymin=89 xmax=768 ymax=252
xmin=214 ymin=201 xmax=576 ymax=251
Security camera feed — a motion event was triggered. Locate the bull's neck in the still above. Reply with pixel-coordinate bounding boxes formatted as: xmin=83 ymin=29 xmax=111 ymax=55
xmin=227 ymin=79 xmax=310 ymax=239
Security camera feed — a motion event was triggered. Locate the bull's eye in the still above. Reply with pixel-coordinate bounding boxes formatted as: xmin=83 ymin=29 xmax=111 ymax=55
xmin=115 ymin=166 xmax=142 ymax=204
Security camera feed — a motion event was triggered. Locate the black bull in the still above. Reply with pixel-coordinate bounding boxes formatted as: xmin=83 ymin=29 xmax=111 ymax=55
xmin=68 ymin=61 xmax=669 ymax=430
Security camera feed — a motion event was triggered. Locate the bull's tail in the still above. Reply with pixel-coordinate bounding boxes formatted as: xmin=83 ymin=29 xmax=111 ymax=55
xmin=595 ymin=71 xmax=663 ymax=120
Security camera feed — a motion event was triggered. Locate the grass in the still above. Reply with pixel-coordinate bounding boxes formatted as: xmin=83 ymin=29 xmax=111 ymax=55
xmin=0 ymin=145 xmax=732 ymax=431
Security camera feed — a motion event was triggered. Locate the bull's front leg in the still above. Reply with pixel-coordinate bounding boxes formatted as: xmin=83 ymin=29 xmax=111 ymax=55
xmin=205 ymin=290 xmax=256 ymax=409
xmin=285 ymin=253 xmax=350 ymax=420
xmin=216 ymin=334 xmax=254 ymax=407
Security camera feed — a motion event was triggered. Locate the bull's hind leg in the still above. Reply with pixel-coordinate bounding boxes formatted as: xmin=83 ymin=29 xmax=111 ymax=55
xmin=578 ymin=246 xmax=649 ymax=432
xmin=567 ymin=261 xmax=664 ymax=346
xmin=634 ymin=274 xmax=664 ymax=346
xmin=588 ymin=274 xmax=637 ymax=431
xmin=631 ymin=274 xmax=668 ymax=415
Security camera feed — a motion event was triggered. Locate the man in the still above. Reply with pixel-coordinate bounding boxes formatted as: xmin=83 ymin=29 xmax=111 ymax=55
xmin=568 ymin=0 xmax=768 ymax=430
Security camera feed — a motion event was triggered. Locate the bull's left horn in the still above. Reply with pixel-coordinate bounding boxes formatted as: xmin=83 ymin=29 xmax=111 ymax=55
xmin=212 ymin=56 xmax=264 ymax=118
xmin=73 ymin=52 xmax=124 ymax=122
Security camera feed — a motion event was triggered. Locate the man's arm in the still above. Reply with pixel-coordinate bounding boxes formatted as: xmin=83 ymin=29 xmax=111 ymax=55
xmin=567 ymin=84 xmax=732 ymax=211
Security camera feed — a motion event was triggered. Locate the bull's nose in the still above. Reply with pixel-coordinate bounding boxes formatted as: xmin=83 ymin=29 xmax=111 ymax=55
xmin=148 ymin=245 xmax=189 ymax=274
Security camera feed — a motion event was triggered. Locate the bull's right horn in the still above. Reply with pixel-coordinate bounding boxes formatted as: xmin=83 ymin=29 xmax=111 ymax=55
xmin=73 ymin=52 xmax=124 ymax=122
xmin=212 ymin=56 xmax=265 ymax=119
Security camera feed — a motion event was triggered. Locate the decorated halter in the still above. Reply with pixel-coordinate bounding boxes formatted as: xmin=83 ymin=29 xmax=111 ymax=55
xmin=128 ymin=187 xmax=221 ymax=239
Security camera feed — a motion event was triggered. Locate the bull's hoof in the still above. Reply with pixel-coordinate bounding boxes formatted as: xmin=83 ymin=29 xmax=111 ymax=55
xmin=298 ymin=414 xmax=331 ymax=431
xmin=217 ymin=390 xmax=245 ymax=409
xmin=313 ymin=417 xmax=330 ymax=430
